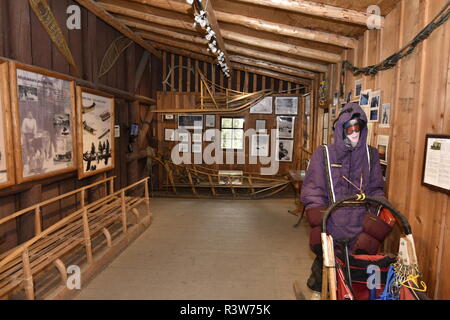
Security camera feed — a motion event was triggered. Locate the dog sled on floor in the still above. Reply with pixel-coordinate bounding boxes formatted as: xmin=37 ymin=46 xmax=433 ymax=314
xmin=318 ymin=195 xmax=428 ymax=300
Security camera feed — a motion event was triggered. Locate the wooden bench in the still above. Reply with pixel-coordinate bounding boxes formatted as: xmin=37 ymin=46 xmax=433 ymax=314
xmin=0 ymin=177 xmax=152 ymax=300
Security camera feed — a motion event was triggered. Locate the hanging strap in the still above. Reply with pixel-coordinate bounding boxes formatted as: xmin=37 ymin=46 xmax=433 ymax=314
xmin=323 ymin=144 xmax=372 ymax=206
xmin=322 ymin=145 xmax=336 ymax=204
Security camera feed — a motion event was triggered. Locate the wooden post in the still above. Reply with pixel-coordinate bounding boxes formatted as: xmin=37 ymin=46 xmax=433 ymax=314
xmin=187 ymin=169 xmax=197 ymax=196
xmin=22 ymin=248 xmax=34 ymax=300
xmin=102 ymin=228 xmax=112 ymax=248
xmin=34 ymin=207 xmax=42 ymax=236
xmin=121 ymin=190 xmax=127 ymax=233
xmin=207 ymin=174 xmax=217 ymax=196
xmin=163 ymin=51 xmax=167 ymax=92
xmin=195 ymin=60 xmax=199 ymax=92
xmin=18 ymin=184 xmax=42 ymax=243
xmin=82 ymin=209 xmax=93 ymax=264
xmin=54 ymin=259 xmax=68 ymax=284
xmin=187 ymin=57 xmax=191 ymax=92
xmin=80 ymin=189 xmax=85 ymax=208
xmin=144 ymin=178 xmax=151 ymax=217
xmin=109 ymin=179 xmax=114 ymax=194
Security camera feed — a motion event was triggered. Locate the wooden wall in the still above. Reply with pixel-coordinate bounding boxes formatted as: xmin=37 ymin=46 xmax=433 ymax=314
xmin=0 ymin=0 xmax=162 ymax=253
xmin=329 ymin=0 xmax=450 ymax=299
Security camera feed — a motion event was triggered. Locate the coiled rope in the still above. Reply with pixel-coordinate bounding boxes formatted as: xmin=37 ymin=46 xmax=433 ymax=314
xmin=343 ymin=1 xmax=450 ymax=76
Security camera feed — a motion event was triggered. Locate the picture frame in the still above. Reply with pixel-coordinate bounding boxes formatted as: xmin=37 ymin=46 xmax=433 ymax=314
xmin=76 ymin=87 xmax=115 ymax=179
xmin=178 ymin=114 xmax=203 ymax=130
xmin=276 ymin=139 xmax=294 ymax=162
xmin=369 ymin=107 xmax=379 ymax=123
xmin=276 ymin=116 xmax=295 ymax=139
xmin=275 ymin=96 xmax=298 ymax=115
xmin=421 ymin=134 xmax=450 ymax=194
xmin=380 ymin=103 xmax=391 ymax=128
xmin=0 ymin=61 xmax=15 ymax=189
xmin=370 ymin=90 xmax=381 ymax=109
xmin=164 ymin=128 xmax=175 ymax=141
xmin=205 ymin=114 xmax=216 ymax=127
xmin=250 ymin=96 xmax=272 ymax=114
xmin=359 ymin=89 xmax=371 ymax=107
xmin=354 ymin=79 xmax=363 ymax=98
xmin=164 ymin=114 xmax=174 ymax=120
xmin=205 ymin=129 xmax=216 ymax=142
xmin=256 ymin=119 xmax=266 ymax=133
xmin=192 ymin=133 xmax=202 ymax=143
xmin=9 ymin=62 xmax=77 ymax=183
xmin=192 ymin=144 xmax=202 ymax=154
xmin=251 ymin=134 xmax=269 ymax=157
xmin=376 ymin=135 xmax=389 ymax=165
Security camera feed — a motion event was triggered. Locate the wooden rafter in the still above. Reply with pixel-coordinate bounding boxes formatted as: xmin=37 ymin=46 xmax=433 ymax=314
xmin=234 ymin=0 xmax=384 ymax=27
xmin=98 ymin=2 xmax=339 ymax=63
xmin=126 ymin=0 xmax=357 ymax=48
xmin=74 ymin=0 xmax=161 ymax=58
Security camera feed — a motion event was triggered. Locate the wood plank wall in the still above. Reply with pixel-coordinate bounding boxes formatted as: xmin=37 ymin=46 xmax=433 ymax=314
xmin=155 ymin=52 xmax=311 ymax=188
xmin=328 ymin=0 xmax=450 ymax=299
xmin=0 ymin=0 xmax=162 ymax=253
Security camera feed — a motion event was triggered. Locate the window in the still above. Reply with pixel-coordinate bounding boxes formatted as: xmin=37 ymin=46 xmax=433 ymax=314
xmin=221 ymin=117 xmax=244 ymax=150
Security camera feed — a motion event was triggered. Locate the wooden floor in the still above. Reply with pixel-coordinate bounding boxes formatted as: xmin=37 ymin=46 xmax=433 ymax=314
xmin=74 ymin=198 xmax=314 ymax=300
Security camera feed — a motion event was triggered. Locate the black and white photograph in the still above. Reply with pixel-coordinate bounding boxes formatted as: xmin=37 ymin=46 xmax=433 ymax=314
xmin=192 ymin=144 xmax=202 ymax=154
xmin=251 ymin=134 xmax=269 ymax=157
xmin=77 ymin=88 xmax=115 ymax=178
xmin=205 ymin=114 xmax=216 ymax=127
xmin=19 ymin=85 xmax=38 ymax=102
xmin=380 ymin=103 xmax=391 ymax=128
xmin=354 ymin=79 xmax=363 ymax=98
xmin=178 ymin=115 xmax=203 ymax=130
xmin=256 ymin=119 xmax=266 ymax=133
xmin=377 ymin=135 xmax=389 ymax=165
xmin=192 ymin=133 xmax=202 ymax=143
xmin=275 ymin=97 xmax=298 ymax=115
xmin=276 ymin=116 xmax=295 ymax=139
xmin=370 ymin=90 xmax=381 ymax=108
xmin=359 ymin=89 xmax=371 ymax=107
xmin=165 ymin=128 xmax=175 ymax=141
xmin=276 ymin=139 xmax=293 ymax=162
xmin=205 ymin=129 xmax=216 ymax=142
xmin=250 ymin=96 xmax=272 ymax=114
xmin=13 ymin=66 xmax=76 ymax=182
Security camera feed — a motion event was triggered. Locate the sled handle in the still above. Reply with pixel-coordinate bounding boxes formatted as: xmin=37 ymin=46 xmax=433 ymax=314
xmin=321 ymin=195 xmax=412 ymax=235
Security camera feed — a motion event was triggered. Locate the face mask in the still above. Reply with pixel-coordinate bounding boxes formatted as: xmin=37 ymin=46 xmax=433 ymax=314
xmin=346 ymin=131 xmax=360 ymax=147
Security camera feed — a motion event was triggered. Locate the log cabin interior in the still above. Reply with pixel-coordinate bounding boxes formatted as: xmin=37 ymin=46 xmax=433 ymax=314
xmin=0 ymin=0 xmax=449 ymax=302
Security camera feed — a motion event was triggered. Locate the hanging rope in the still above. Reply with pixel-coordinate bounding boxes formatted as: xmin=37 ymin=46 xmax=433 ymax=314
xmin=343 ymin=0 xmax=450 ymax=76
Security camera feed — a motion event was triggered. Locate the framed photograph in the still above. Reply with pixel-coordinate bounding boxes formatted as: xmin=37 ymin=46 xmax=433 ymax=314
xmin=205 ymin=129 xmax=216 ymax=142
xmin=250 ymin=96 xmax=272 ymax=114
xmin=422 ymin=134 xmax=450 ymax=193
xmin=10 ymin=62 xmax=77 ymax=183
xmin=302 ymin=94 xmax=312 ymax=152
xmin=0 ymin=61 xmax=15 ymax=189
xmin=333 ymin=92 xmax=339 ymax=106
xmin=276 ymin=116 xmax=295 ymax=139
xmin=164 ymin=114 xmax=174 ymax=120
xmin=256 ymin=119 xmax=266 ymax=133
xmin=377 ymin=135 xmax=389 ymax=165
xmin=369 ymin=108 xmax=379 ymax=123
xmin=165 ymin=128 xmax=175 ymax=141
xmin=380 ymin=103 xmax=391 ymax=128
xmin=192 ymin=133 xmax=202 ymax=143
xmin=192 ymin=144 xmax=202 ymax=154
xmin=275 ymin=96 xmax=298 ymax=115
xmin=178 ymin=114 xmax=203 ymax=130
xmin=354 ymin=79 xmax=363 ymax=98
xmin=370 ymin=90 xmax=381 ymax=109
xmin=359 ymin=89 xmax=371 ymax=107
xmin=76 ymin=87 xmax=115 ymax=179
xmin=205 ymin=115 xmax=216 ymax=127
xmin=178 ymin=143 xmax=189 ymax=153
xmin=251 ymin=134 xmax=269 ymax=157
xmin=177 ymin=132 xmax=189 ymax=143
xmin=276 ymin=139 xmax=293 ymax=162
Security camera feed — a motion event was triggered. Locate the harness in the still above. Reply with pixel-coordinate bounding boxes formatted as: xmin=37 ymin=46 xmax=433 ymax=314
xmin=322 ymin=144 xmax=372 ymax=205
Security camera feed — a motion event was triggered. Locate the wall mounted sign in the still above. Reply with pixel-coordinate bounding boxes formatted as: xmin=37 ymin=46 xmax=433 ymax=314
xmin=422 ymin=134 xmax=450 ymax=194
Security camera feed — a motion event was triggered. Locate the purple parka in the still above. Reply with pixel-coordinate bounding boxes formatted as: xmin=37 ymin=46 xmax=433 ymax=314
xmin=300 ymin=102 xmax=387 ymax=243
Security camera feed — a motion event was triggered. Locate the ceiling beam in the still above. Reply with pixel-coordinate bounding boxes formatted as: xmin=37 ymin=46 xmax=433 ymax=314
xmin=74 ymin=0 xmax=161 ymax=58
xmin=122 ymin=17 xmax=326 ymax=73
xmin=124 ymin=17 xmax=327 ymax=73
xmin=234 ymin=0 xmax=384 ymax=27
xmin=101 ymin=3 xmax=339 ymax=63
xmin=137 ymin=35 xmax=311 ymax=85
xmin=197 ymin=0 xmax=231 ymax=69
xmin=127 ymin=0 xmax=357 ymax=48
